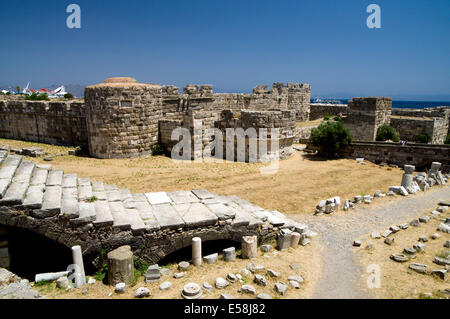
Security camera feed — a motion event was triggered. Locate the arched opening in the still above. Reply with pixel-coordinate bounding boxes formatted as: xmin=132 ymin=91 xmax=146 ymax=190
xmin=158 ymin=239 xmax=241 ymax=266
xmin=5 ymin=227 xmax=74 ymax=281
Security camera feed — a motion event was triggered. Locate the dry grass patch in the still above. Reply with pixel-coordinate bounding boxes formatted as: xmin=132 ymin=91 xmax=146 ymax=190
xmin=356 ymin=207 xmax=449 ymax=299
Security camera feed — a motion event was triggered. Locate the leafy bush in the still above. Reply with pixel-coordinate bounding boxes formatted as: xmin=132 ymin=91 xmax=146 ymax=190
xmin=64 ymin=92 xmax=74 ymax=99
xmin=376 ymin=124 xmax=400 ymax=142
xmin=333 ymin=115 xmax=342 ymax=122
xmin=93 ymin=263 xmax=108 ymax=281
xmin=310 ymin=121 xmax=353 ymax=158
xmin=25 ymin=93 xmax=50 ymax=101
xmin=151 ymin=144 xmax=164 ymax=156
xmin=417 ymin=133 xmax=429 ymax=144
xmin=323 ymin=113 xmax=332 ymax=121
xmin=445 ymin=135 xmax=450 ymax=145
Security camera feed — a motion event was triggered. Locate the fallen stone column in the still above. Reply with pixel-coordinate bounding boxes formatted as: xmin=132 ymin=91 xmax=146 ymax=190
xmin=35 ymin=271 xmax=69 ymax=283
xmin=71 ymin=245 xmax=86 ymax=288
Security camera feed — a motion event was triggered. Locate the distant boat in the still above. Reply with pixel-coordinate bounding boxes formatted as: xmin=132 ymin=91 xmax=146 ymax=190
xmin=312 ymin=98 xmax=342 ymax=104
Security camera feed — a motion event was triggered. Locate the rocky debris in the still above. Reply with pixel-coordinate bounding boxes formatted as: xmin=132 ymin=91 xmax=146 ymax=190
xmin=160 ymin=268 xmax=170 ymax=276
xmin=399 ymin=223 xmax=409 ymax=230
xmin=289 ymin=264 xmax=300 ymax=271
xmin=56 ymin=277 xmax=72 ymax=290
xmin=315 ymin=196 xmax=341 ymax=215
xmin=439 ymin=201 xmax=450 ymax=206
xmin=261 ymin=245 xmax=272 ymax=253
xmin=219 ymin=293 xmax=235 ymax=299
xmin=413 ymin=243 xmax=426 ymax=252
xmin=202 ymin=282 xmax=212 ymax=292
xmin=410 ymin=219 xmax=420 ymax=227
xmin=267 ymin=269 xmax=280 ymax=278
xmin=434 ymin=257 xmax=450 ymax=267
xmin=437 ymin=223 xmax=450 ymax=234
xmin=215 ymin=277 xmax=229 ymax=289
xmin=134 ymin=287 xmax=151 ymax=298
xmin=289 ymin=280 xmax=300 ymax=289
xmin=145 ymin=264 xmax=161 ymax=283
xmin=173 ymin=272 xmax=186 ymax=279
xmin=87 ymin=278 xmax=96 ymax=285
xmin=404 ymin=247 xmax=416 ymax=255
xmin=240 ymin=269 xmax=250 ymax=277
xmin=353 ymin=240 xmax=362 ymax=247
xmin=386 ymin=191 xmax=395 ymax=196
xmin=203 ymin=253 xmax=218 ymax=264
xmin=382 ymin=230 xmax=392 ymax=238
xmin=287 ymin=275 xmax=304 ymax=284
xmin=384 ymin=237 xmax=394 ymax=245
xmin=418 ymin=236 xmax=429 ymax=243
xmin=409 ymin=263 xmax=427 ymax=274
xmin=390 ymin=253 xmax=409 ymax=263
xmin=247 ymin=263 xmax=265 ymax=274
xmin=181 ymin=283 xmax=202 ymax=299
xmin=0 ymin=268 xmax=21 ymax=286
xmin=437 ymin=206 xmax=448 ymax=213
xmin=0 ymin=277 xmax=44 ymax=299
xmin=108 ymin=246 xmax=134 ymax=286
xmin=82 ymin=287 xmax=88 ymax=295
xmin=390 ymin=225 xmax=400 ymax=233
xmin=115 ymin=282 xmax=126 ymax=293
xmin=159 ymin=281 xmax=172 ymax=291
xmin=239 ymin=284 xmax=256 ymax=295
xmin=445 ymin=241 xmax=450 ymax=248
xmin=257 ymin=293 xmax=272 ymax=299
xmin=431 ymin=210 xmax=441 ymax=217
xmin=388 ymin=186 xmax=408 ymax=196
xmin=431 ymin=233 xmax=441 ymax=240
xmin=178 ymin=261 xmax=190 ymax=271
xmin=431 ymin=269 xmax=447 ymax=280
xmin=371 ymin=232 xmax=381 ymax=239
xmin=227 ymin=273 xmax=238 ymax=283
xmin=419 ymin=216 xmax=430 ymax=223
xmin=373 ymin=190 xmax=382 ymax=198
xmin=222 ymin=247 xmax=236 ymax=262
xmin=254 ymin=275 xmax=268 ymax=287
xmin=300 ymin=237 xmax=311 ymax=246
xmin=1 ymin=145 xmax=48 ymax=158
xmin=365 ymin=242 xmax=374 ymax=251
xmin=274 ymin=282 xmax=288 ymax=295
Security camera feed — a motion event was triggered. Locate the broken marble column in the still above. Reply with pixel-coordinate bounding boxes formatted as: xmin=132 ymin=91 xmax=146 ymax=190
xmin=222 ymin=247 xmax=236 ymax=262
xmin=290 ymin=232 xmax=301 ymax=248
xmin=277 ymin=229 xmax=293 ymax=251
xmin=71 ymin=245 xmax=86 ymax=288
xmin=241 ymin=236 xmax=257 ymax=259
xmin=192 ymin=237 xmax=202 ymax=266
xmin=107 ymin=245 xmax=134 ymax=286
xmin=145 ymin=264 xmax=160 ymax=282
xmin=401 ymin=165 xmax=415 ymax=189
xmin=35 ymin=271 xmax=70 ymax=283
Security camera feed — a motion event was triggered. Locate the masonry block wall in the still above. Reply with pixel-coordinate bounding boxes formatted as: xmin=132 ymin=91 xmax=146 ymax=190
xmin=343 ymin=97 xmax=392 ymax=141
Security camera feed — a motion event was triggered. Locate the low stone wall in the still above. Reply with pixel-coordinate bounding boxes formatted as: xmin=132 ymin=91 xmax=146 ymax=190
xmin=339 ymin=141 xmax=450 ymax=172
xmin=294 ymin=125 xmax=320 ymax=143
xmin=391 ymin=117 xmax=448 ymax=144
xmin=309 ymin=103 xmax=348 ymax=121
xmin=0 ymin=99 xmax=87 ymax=146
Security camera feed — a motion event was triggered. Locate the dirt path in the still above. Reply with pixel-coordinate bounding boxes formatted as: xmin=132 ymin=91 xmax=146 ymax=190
xmin=302 ymin=185 xmax=450 ymax=299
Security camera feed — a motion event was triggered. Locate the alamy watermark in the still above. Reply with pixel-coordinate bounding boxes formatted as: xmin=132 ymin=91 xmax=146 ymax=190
xmin=66 ymin=4 xmax=81 ymax=29
xmin=366 ymin=264 xmax=381 ymax=288
xmin=366 ymin=4 xmax=381 ymax=29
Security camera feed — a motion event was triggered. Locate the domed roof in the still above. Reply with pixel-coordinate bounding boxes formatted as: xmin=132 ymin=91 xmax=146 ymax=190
xmin=86 ymin=77 xmax=161 ymax=88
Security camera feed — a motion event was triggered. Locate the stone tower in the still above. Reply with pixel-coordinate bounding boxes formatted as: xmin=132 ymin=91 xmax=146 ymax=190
xmin=84 ymin=77 xmax=162 ymax=158
xmin=344 ymin=97 xmax=392 ymax=141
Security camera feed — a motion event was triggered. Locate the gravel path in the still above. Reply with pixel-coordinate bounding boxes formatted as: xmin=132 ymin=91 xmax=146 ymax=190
xmin=303 ymin=186 xmax=450 ymax=299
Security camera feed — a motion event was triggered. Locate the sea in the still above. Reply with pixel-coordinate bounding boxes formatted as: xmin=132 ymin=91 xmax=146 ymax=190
xmin=319 ymin=99 xmax=450 ymax=109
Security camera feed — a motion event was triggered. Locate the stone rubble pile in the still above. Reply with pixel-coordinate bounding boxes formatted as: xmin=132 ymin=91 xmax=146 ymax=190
xmin=0 ymin=145 xmax=47 ymax=158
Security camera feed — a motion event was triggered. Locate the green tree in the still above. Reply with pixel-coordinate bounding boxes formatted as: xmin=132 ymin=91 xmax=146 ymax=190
xmin=417 ymin=133 xmax=429 ymax=144
xmin=310 ymin=121 xmax=353 ymax=158
xmin=64 ymin=92 xmax=74 ymax=99
xmin=376 ymin=124 xmax=400 ymax=142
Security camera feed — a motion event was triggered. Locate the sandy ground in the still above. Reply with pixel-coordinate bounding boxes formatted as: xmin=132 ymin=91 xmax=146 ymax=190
xmin=0 ymin=138 xmax=403 ymax=216
xmin=38 ymin=239 xmax=323 ymax=299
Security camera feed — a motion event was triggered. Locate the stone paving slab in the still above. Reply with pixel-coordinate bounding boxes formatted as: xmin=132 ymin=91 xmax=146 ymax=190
xmin=119 ymin=189 xmax=132 ymax=202
xmin=114 ymin=208 xmax=147 ymax=233
xmin=33 ymin=186 xmax=62 ymax=218
xmin=227 ymin=195 xmax=264 ymax=214
xmin=22 ymin=185 xmax=45 ymax=209
xmin=104 ymin=184 xmax=118 ymax=191
xmin=192 ymin=189 xmax=217 ymax=200
xmin=46 ymin=170 xmax=63 ymax=186
xmin=174 ymin=202 xmax=218 ymax=227
xmin=0 ymin=182 xmax=29 ymax=205
xmin=36 ymin=164 xmax=52 ymax=170
xmin=92 ymin=191 xmax=107 ymax=201
xmin=62 ymin=187 xmax=78 ymax=199
xmin=91 ymin=181 xmax=105 ymax=192
xmin=71 ymin=202 xmax=96 ymax=225
xmin=205 ymin=203 xmax=236 ymax=220
xmin=145 ymin=192 xmax=172 ymax=205
xmin=1 ymin=155 xmax=22 ymax=170
xmin=30 ymin=169 xmax=48 ymax=186
xmin=152 ymin=203 xmax=185 ymax=229
xmin=12 ymin=161 xmax=35 ymax=183
xmin=77 ymin=178 xmax=91 ymax=187
xmin=0 ymin=179 xmax=12 ymax=199
xmin=106 ymin=189 xmax=121 ymax=202
xmin=61 ymin=197 xmax=80 ymax=219
xmin=134 ymin=200 xmax=160 ymax=231
xmin=78 ymin=186 xmax=93 ymax=201
xmin=93 ymin=200 xmax=114 ymax=227
xmin=132 ymin=193 xmax=148 ymax=202
xmin=62 ymin=174 xmax=77 ymax=188
xmin=167 ymin=191 xmax=200 ymax=204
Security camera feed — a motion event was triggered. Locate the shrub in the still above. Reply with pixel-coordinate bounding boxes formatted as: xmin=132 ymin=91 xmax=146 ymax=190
xmin=445 ymin=135 xmax=450 ymax=145
xmin=323 ymin=113 xmax=332 ymax=121
xmin=333 ymin=115 xmax=342 ymax=122
xmin=151 ymin=144 xmax=164 ymax=156
xmin=25 ymin=93 xmax=50 ymax=101
xmin=376 ymin=124 xmax=400 ymax=142
xmin=417 ymin=133 xmax=429 ymax=144
xmin=64 ymin=92 xmax=74 ymax=99
xmin=310 ymin=121 xmax=353 ymax=158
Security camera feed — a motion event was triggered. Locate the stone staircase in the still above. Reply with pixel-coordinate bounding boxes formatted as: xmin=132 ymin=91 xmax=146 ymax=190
xmin=0 ymin=150 xmax=307 ymax=236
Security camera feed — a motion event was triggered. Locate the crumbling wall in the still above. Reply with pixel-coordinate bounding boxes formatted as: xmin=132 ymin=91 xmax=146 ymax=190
xmin=391 ymin=117 xmax=448 ymax=144
xmin=309 ymin=103 xmax=348 ymax=121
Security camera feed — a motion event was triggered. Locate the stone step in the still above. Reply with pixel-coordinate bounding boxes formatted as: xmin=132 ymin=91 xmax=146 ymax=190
xmin=78 ymin=185 xmax=93 ymax=201
xmin=0 ymin=181 xmax=29 ymax=206
xmin=0 ymin=155 xmax=22 ymax=180
xmin=0 ymin=179 xmax=12 ymax=199
xmin=173 ymin=202 xmax=218 ymax=227
xmin=119 ymin=189 xmax=132 ymax=202
xmin=30 ymin=169 xmax=48 ymax=186
xmin=106 ymin=189 xmax=121 ymax=202
xmin=192 ymin=189 xmax=216 ymax=200
xmin=132 ymin=194 xmax=160 ymax=231
xmin=62 ymin=174 xmax=77 ymax=188
xmin=167 ymin=190 xmax=200 ymax=204
xmin=91 ymin=181 xmax=105 ymax=192
xmin=12 ymin=161 xmax=35 ymax=183
xmin=92 ymin=190 xmax=107 ymax=201
xmin=145 ymin=192 xmax=172 ymax=205
xmin=77 ymin=178 xmax=91 ymax=187
xmin=70 ymin=202 xmax=96 ymax=226
xmin=111 ymin=208 xmax=147 ymax=234
xmin=93 ymin=200 xmax=114 ymax=227
xmin=32 ymin=186 xmax=62 ymax=218
xmin=152 ymin=203 xmax=185 ymax=230
xmin=46 ymin=170 xmax=63 ymax=186
xmin=61 ymin=197 xmax=80 ymax=219
xmin=104 ymin=184 xmax=118 ymax=191
xmin=205 ymin=203 xmax=236 ymax=220
xmin=22 ymin=185 xmax=45 ymax=209
xmin=109 ymin=201 xmax=130 ymax=230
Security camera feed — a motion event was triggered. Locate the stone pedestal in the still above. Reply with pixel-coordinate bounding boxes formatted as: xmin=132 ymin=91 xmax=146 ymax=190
xmin=71 ymin=245 xmax=86 ymax=288
xmin=404 ymin=165 xmax=415 ymax=175
xmin=222 ymin=247 xmax=236 ymax=262
xmin=107 ymin=245 xmax=134 ymax=286
xmin=241 ymin=236 xmax=257 ymax=259
xmin=277 ymin=229 xmax=293 ymax=251
xmin=290 ymin=232 xmax=301 ymax=248
xmin=145 ymin=264 xmax=161 ymax=283
xmin=401 ymin=174 xmax=413 ymax=189
xmin=192 ymin=237 xmax=202 ymax=266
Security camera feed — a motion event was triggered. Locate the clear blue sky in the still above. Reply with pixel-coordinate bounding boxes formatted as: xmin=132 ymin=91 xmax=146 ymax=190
xmin=1 ymin=0 xmax=449 ymax=99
